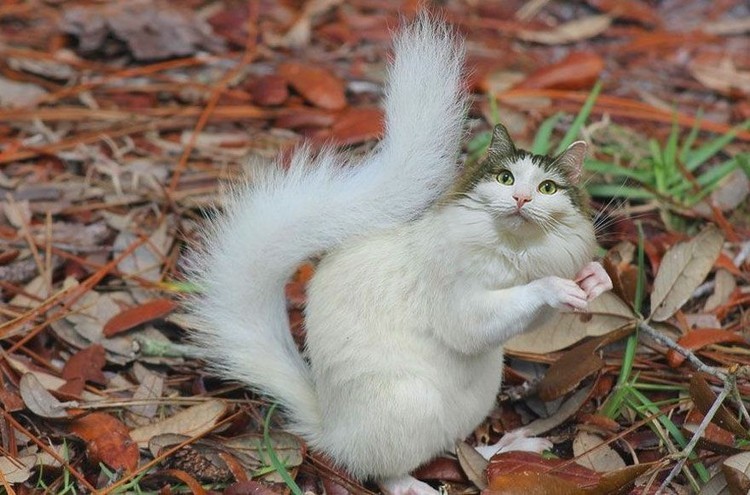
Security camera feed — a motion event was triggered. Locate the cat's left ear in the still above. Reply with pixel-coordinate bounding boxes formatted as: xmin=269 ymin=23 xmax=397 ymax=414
xmin=554 ymin=141 xmax=587 ymax=183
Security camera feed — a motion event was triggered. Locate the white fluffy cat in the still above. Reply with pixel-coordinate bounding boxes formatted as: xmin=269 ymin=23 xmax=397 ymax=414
xmin=188 ymin=15 xmax=612 ymax=495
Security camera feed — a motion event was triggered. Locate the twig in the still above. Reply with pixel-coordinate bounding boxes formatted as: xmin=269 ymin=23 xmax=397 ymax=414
xmin=636 ymin=321 xmax=727 ymax=380
xmin=656 ymin=376 xmax=733 ymax=494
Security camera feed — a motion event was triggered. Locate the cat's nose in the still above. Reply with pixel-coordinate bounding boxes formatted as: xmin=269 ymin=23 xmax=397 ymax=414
xmin=513 ymin=194 xmax=531 ymax=208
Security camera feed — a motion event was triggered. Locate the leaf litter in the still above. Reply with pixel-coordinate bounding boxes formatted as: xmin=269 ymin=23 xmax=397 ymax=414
xmin=0 ymin=0 xmax=749 ymax=493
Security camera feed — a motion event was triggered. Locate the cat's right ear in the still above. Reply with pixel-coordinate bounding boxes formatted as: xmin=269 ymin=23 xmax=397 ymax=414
xmin=488 ymin=124 xmax=516 ymax=157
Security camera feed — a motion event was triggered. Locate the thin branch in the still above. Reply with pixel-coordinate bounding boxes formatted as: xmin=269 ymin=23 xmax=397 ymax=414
xmin=656 ymin=377 xmax=732 ymax=494
xmin=637 ymin=321 xmax=727 ymax=380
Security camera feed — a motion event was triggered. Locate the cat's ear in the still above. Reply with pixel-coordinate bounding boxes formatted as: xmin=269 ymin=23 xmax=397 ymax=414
xmin=554 ymin=141 xmax=587 ymax=183
xmin=489 ymin=124 xmax=516 ymax=157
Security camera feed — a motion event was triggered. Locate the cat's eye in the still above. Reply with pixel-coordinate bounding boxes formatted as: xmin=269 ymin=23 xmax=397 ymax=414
xmin=497 ymin=170 xmax=514 ymax=185
xmin=538 ymin=180 xmax=558 ymax=195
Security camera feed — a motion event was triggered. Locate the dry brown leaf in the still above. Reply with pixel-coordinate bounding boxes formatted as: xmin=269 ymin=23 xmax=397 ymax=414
xmin=278 ymin=62 xmax=347 ymax=110
xmin=516 ymin=52 xmax=604 ymax=91
xmin=722 ymin=452 xmax=750 ymax=495
xmin=518 ymin=15 xmax=612 ymax=45
xmin=650 ymin=225 xmax=724 ymax=322
xmin=525 ymin=384 xmax=594 ymax=437
xmin=18 ymin=373 xmax=70 ymax=419
xmin=506 ymin=291 xmax=634 ymax=354
xmin=60 ymin=0 xmax=224 ymax=60
xmin=704 ymin=269 xmax=737 ymax=312
xmin=130 ymin=399 xmax=227 ymax=448
xmin=0 ymin=77 xmax=47 ymax=109
xmin=456 ymin=441 xmax=488 ymax=489
xmin=690 ymin=374 xmax=749 ymax=439
xmin=70 ymin=412 xmax=139 ymax=472
xmin=572 ymin=431 xmax=626 ymax=473
xmin=103 ymin=298 xmax=177 ymax=337
xmin=61 ymin=344 xmax=107 ymax=385
xmin=0 ymin=455 xmax=35 ymax=484
xmin=689 ymin=58 xmax=750 ymax=96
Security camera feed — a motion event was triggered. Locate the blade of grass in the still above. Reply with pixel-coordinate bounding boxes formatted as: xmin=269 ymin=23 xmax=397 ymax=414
xmin=678 ymin=109 xmax=703 ymax=164
xmin=263 ymin=404 xmax=304 ymax=495
xmin=532 ymin=112 xmax=563 ymax=155
xmin=587 ymin=184 xmax=656 ymax=200
xmin=585 ymin=159 xmax=653 ymax=182
xmin=685 ymin=119 xmax=750 ymax=171
xmin=554 ymin=80 xmax=602 ymax=154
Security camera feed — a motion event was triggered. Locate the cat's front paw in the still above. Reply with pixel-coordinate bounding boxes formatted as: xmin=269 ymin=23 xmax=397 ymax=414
xmin=575 ymin=261 xmax=613 ymax=301
xmin=534 ymin=276 xmax=588 ymax=310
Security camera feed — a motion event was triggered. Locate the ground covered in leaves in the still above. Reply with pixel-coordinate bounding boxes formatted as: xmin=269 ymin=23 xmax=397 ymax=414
xmin=0 ymin=0 xmax=749 ymax=494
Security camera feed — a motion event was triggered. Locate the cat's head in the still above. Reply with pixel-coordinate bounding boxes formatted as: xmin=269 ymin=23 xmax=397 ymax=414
xmin=451 ymin=123 xmax=590 ymax=236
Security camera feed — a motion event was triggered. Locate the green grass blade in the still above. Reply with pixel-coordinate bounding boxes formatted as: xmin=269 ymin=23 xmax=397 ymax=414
xmin=685 ymin=119 xmax=750 ymax=171
xmin=263 ymin=404 xmax=305 ymax=495
xmin=532 ymin=112 xmax=563 ymax=155
xmin=679 ymin=109 xmax=703 ymax=164
xmin=649 ymin=139 xmax=666 ymax=192
xmin=555 ymin=80 xmax=603 ymax=154
xmin=585 ymin=159 xmax=653 ymax=182
xmin=587 ymin=184 xmax=656 ymax=200
xmin=664 ymin=119 xmax=682 ymax=188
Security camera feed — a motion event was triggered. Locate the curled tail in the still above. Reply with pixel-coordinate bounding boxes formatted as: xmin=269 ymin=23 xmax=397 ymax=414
xmin=187 ymin=15 xmax=467 ymax=441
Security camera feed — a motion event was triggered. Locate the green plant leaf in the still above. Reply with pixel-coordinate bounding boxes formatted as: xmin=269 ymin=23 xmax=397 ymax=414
xmin=685 ymin=119 xmax=750 ymax=172
xmin=532 ymin=112 xmax=563 ymax=155
xmin=555 ymin=80 xmax=602 ymax=154
xmin=587 ymin=184 xmax=656 ymax=200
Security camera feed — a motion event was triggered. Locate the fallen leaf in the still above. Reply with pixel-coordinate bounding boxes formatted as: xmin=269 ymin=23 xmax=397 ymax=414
xmin=506 ymin=291 xmax=635 ymax=354
xmin=525 ymin=385 xmax=594 ymax=437
xmin=413 ymin=457 xmax=467 ymax=483
xmin=70 ymin=412 xmax=139 ymax=472
xmin=518 ymin=15 xmax=612 ymax=45
xmin=689 ymin=58 xmax=750 ymax=96
xmin=0 ymin=455 xmax=35 ymax=484
xmin=650 ymin=225 xmax=724 ymax=322
xmin=585 ymin=0 xmax=659 ymax=25
xmin=60 ymin=0 xmax=224 ymax=60
xmin=690 ymin=374 xmax=750 ymax=439
xmin=130 ymin=400 xmax=227 ymax=448
xmin=278 ymin=62 xmax=347 ymax=110
xmin=225 ymin=480 xmax=280 ymax=495
xmin=723 ymin=452 xmax=750 ymax=494
xmin=61 ymin=344 xmax=107 ymax=385
xmin=324 ymin=107 xmax=384 ymax=146
xmin=573 ymin=431 xmax=626 ymax=472
xmin=249 ymin=75 xmax=289 ymax=107
xmin=103 ymin=298 xmax=177 ymax=337
xmin=667 ymin=329 xmax=745 ymax=368
xmin=0 ymin=77 xmax=47 ymax=109
xmin=516 ymin=52 xmax=604 ymax=91
xmin=18 ymin=373 xmax=70 ymax=419
xmin=704 ymin=269 xmax=736 ymax=312
xmin=456 ymin=441 xmax=488 ymax=489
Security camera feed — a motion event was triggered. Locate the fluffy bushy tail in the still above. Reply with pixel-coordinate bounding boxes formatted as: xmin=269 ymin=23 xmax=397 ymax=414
xmin=188 ymin=15 xmax=466 ymax=440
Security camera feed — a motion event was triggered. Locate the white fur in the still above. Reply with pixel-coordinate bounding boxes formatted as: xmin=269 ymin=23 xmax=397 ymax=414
xmin=188 ymin=16 xmax=466 ymax=450
xmin=189 ymin=15 xmax=606 ymax=487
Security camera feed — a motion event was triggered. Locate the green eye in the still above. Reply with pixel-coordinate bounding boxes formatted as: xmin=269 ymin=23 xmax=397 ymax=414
xmin=497 ymin=170 xmax=514 ymax=185
xmin=538 ymin=180 xmax=558 ymax=194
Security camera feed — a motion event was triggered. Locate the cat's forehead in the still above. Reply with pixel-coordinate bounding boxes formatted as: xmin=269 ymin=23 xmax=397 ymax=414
xmin=503 ymin=155 xmax=567 ymax=183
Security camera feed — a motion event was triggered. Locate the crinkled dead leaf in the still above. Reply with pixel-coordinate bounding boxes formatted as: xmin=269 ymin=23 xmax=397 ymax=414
xmin=650 ymin=225 xmax=724 ymax=322
xmin=69 ymin=412 xmax=139 ymax=472
xmin=130 ymin=399 xmax=227 ymax=448
xmin=516 ymin=52 xmax=604 ymax=91
xmin=0 ymin=76 xmax=47 ymax=109
xmin=517 ymin=15 xmax=612 ymax=45
xmin=704 ymin=269 xmax=738 ymax=312
xmin=506 ymin=291 xmax=634 ymax=354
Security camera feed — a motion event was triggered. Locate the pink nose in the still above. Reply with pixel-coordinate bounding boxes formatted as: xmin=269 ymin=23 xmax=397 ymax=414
xmin=513 ymin=194 xmax=531 ymax=208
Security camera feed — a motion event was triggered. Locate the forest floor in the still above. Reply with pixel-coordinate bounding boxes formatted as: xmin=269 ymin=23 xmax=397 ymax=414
xmin=0 ymin=0 xmax=749 ymax=493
